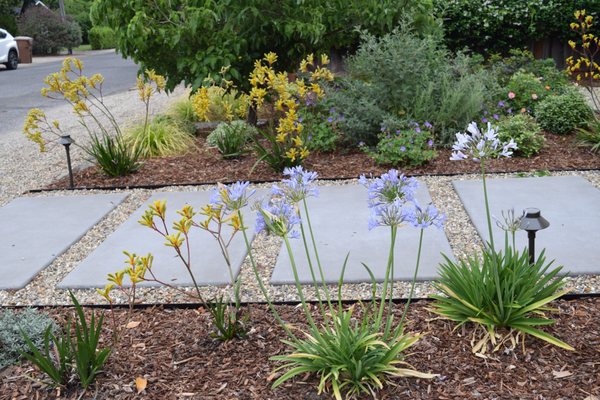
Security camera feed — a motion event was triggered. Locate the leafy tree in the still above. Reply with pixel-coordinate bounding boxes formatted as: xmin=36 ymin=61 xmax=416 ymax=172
xmin=0 ymin=0 xmax=21 ymax=34
xmin=91 ymin=0 xmax=436 ymax=91
xmin=18 ymin=6 xmax=82 ymax=54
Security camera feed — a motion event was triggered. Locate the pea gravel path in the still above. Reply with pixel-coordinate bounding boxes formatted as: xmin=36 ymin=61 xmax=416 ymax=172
xmin=0 ymin=170 xmax=599 ymax=307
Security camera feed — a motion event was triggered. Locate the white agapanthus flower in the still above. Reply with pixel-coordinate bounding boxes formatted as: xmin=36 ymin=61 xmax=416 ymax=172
xmin=450 ymin=122 xmax=517 ymax=161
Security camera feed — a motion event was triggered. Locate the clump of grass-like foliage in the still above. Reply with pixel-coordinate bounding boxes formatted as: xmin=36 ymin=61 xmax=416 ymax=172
xmin=125 ymin=115 xmax=196 ymax=158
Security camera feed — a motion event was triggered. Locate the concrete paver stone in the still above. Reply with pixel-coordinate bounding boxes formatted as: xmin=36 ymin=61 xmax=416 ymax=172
xmin=452 ymin=175 xmax=600 ymax=274
xmin=270 ymin=183 xmax=455 ymax=285
xmin=0 ymin=193 xmax=128 ymax=290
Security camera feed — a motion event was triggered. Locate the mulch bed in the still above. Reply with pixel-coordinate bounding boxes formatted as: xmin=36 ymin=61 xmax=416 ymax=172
xmin=2 ymin=298 xmax=599 ymax=399
xmin=45 ymin=132 xmax=600 ymax=190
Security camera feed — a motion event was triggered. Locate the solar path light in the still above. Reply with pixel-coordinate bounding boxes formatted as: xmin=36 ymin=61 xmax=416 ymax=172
xmin=519 ymin=208 xmax=550 ymax=264
xmin=58 ymin=135 xmax=75 ymax=189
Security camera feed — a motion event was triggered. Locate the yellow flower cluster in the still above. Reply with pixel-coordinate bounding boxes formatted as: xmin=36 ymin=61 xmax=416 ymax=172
xmin=137 ymin=69 xmax=166 ymax=103
xmin=191 ymin=66 xmax=248 ymax=122
xmin=23 ymin=108 xmax=51 ymax=152
xmin=566 ymin=10 xmax=600 ymax=82
xmin=249 ymin=52 xmax=334 ymax=163
xmin=96 ymin=251 xmax=153 ymax=304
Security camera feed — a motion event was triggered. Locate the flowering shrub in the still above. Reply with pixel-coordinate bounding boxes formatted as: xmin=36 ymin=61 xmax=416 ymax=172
xmin=567 ymin=9 xmax=600 ymax=112
xmin=250 ymin=53 xmax=334 ymax=171
xmin=496 ymin=114 xmax=545 ymax=157
xmin=297 ymin=106 xmax=342 ymax=153
xmin=23 ymin=58 xmax=165 ymax=176
xmin=364 ymin=123 xmax=437 ymax=167
xmin=431 ymin=121 xmax=572 ymax=352
xmin=535 ymin=88 xmax=594 ymax=134
xmin=504 ymin=72 xmax=546 ymax=113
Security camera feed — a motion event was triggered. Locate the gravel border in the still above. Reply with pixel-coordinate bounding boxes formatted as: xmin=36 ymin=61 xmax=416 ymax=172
xmin=0 ymin=169 xmax=598 ymax=307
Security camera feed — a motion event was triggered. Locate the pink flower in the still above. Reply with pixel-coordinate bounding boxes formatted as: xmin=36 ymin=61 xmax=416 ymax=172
xmin=531 ymin=93 xmax=538 ymax=100
xmin=508 ymin=91 xmax=516 ymax=99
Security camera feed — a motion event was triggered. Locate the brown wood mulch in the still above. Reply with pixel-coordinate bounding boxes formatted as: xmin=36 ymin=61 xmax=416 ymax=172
xmin=45 ymin=132 xmax=600 ymax=190
xmin=2 ymin=299 xmax=599 ymax=399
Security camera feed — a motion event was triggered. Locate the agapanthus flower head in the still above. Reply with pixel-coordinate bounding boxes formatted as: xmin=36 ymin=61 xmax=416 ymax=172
xmin=255 ymin=197 xmax=301 ymax=238
xmin=360 ymin=169 xmax=419 ymax=229
xmin=210 ymin=181 xmax=255 ymax=211
xmin=359 ymin=169 xmax=418 ymax=208
xmin=411 ymin=199 xmax=446 ymax=229
xmin=494 ymin=208 xmax=524 ymax=234
xmin=450 ymin=121 xmax=518 ymax=161
xmin=368 ymin=199 xmax=415 ymax=230
xmin=275 ymin=166 xmax=319 ymax=203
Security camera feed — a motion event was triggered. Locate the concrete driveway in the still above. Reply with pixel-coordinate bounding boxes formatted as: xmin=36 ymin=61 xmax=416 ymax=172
xmin=0 ymin=50 xmax=139 ymax=135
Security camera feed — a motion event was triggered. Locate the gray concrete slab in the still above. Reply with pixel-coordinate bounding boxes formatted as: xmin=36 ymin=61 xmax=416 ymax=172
xmin=0 ymin=193 xmax=128 ymax=290
xmin=452 ymin=176 xmax=600 ymax=274
xmin=59 ymin=190 xmax=264 ymax=288
xmin=270 ymin=184 xmax=455 ymax=285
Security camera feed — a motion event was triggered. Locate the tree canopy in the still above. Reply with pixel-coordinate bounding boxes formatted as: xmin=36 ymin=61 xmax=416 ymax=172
xmin=91 ymin=0 xmax=435 ymax=91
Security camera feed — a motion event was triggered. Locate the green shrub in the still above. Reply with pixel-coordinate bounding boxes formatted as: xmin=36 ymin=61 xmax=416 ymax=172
xmin=88 ymin=26 xmax=117 ymax=50
xmin=18 ymin=7 xmax=82 ymax=54
xmin=435 ymin=0 xmax=599 ymax=54
xmin=505 ymin=72 xmax=547 ymax=112
xmin=496 ymin=114 xmax=545 ymax=157
xmin=125 ymin=115 xmax=196 ymax=158
xmin=207 ymin=120 xmax=257 ymax=159
xmin=339 ymin=28 xmax=494 ymax=145
xmin=489 ymin=49 xmax=569 ymax=90
xmin=535 ymin=88 xmax=594 ymax=134
xmin=0 ymin=309 xmax=57 ymax=369
xmin=365 ymin=125 xmax=436 ymax=167
xmin=432 ymin=247 xmax=572 ymax=351
xmin=298 ymin=107 xmax=340 ymax=153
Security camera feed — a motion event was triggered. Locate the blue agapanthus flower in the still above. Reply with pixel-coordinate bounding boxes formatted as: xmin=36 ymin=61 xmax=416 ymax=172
xmin=274 ymin=166 xmax=319 ymax=203
xmin=210 ymin=181 xmax=255 ymax=211
xmin=255 ymin=197 xmax=301 ymax=239
xmin=411 ymin=199 xmax=446 ymax=229
xmin=360 ymin=169 xmax=419 ymax=229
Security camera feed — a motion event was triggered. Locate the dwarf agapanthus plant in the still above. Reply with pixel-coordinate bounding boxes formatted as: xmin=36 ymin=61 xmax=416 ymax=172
xmin=431 ymin=122 xmax=572 ymax=352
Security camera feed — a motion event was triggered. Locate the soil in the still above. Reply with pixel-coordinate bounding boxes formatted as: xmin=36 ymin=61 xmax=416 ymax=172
xmin=1 ymin=298 xmax=599 ymax=399
xmin=45 ymin=132 xmax=600 ymax=190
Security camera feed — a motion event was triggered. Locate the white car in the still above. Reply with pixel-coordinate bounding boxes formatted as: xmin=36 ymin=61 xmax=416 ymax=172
xmin=0 ymin=28 xmax=19 ymax=70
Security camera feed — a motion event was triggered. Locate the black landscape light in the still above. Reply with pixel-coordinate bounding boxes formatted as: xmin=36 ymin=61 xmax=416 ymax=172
xmin=519 ymin=208 xmax=550 ymax=264
xmin=58 ymin=135 xmax=75 ymax=189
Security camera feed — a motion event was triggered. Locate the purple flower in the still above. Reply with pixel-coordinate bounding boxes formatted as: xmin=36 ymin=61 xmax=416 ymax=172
xmin=329 ymin=107 xmax=336 ymax=114
xmin=414 ymin=122 xmax=420 ymax=127
xmin=276 ymin=166 xmax=319 ymax=203
xmin=368 ymin=200 xmax=415 ymax=230
xmin=411 ymin=200 xmax=446 ymax=229
xmin=358 ymin=141 xmax=365 ymax=147
xmin=396 ymin=129 xmax=401 ymax=135
xmin=415 ymin=127 xmax=422 ymax=133
xmin=424 ymin=121 xmax=433 ymax=129
xmin=427 ymin=139 xmax=434 ymax=147
xmin=493 ymin=114 xmax=499 ymax=120
xmin=298 ymin=117 xmax=303 ymax=123
xmin=400 ymin=146 xmax=406 ymax=152
xmin=327 ymin=116 xmax=334 ymax=123
xmin=498 ymin=101 xmax=505 ymax=108
xmin=481 ymin=117 xmax=488 ymax=123
xmin=360 ymin=170 xmax=418 ymax=206
xmin=483 ymin=110 xmax=488 ymax=115
xmin=507 ymin=108 xmax=512 ymax=114
xmin=255 ymin=197 xmax=301 ymax=239
xmin=210 ymin=181 xmax=255 ymax=211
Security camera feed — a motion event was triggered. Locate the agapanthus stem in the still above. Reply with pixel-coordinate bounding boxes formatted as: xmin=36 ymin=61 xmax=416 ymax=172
xmin=481 ymin=160 xmax=495 ymax=251
xmin=397 ymin=229 xmax=424 ymax=334
xmin=238 ymin=212 xmax=296 ymax=340
xmin=299 ymin=222 xmax=329 ymax=323
xmin=376 ymin=225 xmax=397 ymax=333
xmin=283 ymin=236 xmax=319 ymax=332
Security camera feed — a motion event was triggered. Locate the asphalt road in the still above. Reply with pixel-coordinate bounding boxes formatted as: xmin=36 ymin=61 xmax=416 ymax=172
xmin=0 ymin=51 xmax=139 ymax=135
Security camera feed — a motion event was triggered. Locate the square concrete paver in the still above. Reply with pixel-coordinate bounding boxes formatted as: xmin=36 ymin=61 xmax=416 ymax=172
xmin=453 ymin=175 xmax=600 ymax=274
xmin=59 ymin=190 xmax=263 ymax=288
xmin=0 ymin=193 xmax=128 ymax=290
xmin=270 ymin=184 xmax=455 ymax=285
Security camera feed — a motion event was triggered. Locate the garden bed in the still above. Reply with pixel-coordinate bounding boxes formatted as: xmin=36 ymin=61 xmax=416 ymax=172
xmin=45 ymin=132 xmax=600 ymax=190
xmin=1 ymin=298 xmax=599 ymax=399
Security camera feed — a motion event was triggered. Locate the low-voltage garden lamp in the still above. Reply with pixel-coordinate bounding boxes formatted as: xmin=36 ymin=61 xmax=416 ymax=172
xmin=519 ymin=208 xmax=550 ymax=264
xmin=58 ymin=135 xmax=75 ymax=189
